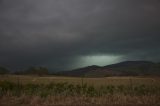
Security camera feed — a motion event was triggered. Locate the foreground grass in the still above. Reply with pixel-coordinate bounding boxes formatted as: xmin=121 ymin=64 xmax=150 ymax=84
xmin=0 ymin=75 xmax=160 ymax=105
xmin=0 ymin=95 xmax=160 ymax=106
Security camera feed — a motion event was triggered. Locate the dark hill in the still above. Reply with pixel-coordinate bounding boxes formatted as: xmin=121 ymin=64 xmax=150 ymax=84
xmin=57 ymin=61 xmax=160 ymax=77
xmin=57 ymin=65 xmax=101 ymax=77
xmin=104 ymin=61 xmax=155 ymax=68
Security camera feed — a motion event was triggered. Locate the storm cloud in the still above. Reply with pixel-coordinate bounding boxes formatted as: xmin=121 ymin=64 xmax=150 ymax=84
xmin=0 ymin=0 xmax=160 ymax=71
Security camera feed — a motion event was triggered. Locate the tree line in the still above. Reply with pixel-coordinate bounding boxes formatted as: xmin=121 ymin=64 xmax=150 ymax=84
xmin=0 ymin=66 xmax=49 ymax=75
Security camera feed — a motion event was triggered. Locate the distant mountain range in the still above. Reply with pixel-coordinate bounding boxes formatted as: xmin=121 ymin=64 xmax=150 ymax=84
xmin=56 ymin=61 xmax=160 ymax=77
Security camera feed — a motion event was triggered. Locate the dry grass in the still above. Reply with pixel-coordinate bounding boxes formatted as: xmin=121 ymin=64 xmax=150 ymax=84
xmin=0 ymin=95 xmax=160 ymax=106
xmin=0 ymin=75 xmax=160 ymax=86
xmin=0 ymin=75 xmax=160 ymax=106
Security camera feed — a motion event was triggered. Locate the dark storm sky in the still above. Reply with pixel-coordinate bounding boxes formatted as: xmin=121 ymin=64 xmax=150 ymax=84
xmin=0 ymin=0 xmax=160 ymax=71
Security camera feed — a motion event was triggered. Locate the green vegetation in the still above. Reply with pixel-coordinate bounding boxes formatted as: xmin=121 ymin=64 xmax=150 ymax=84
xmin=0 ymin=75 xmax=160 ymax=105
xmin=14 ymin=67 xmax=49 ymax=75
xmin=0 ymin=67 xmax=10 ymax=75
xmin=24 ymin=67 xmax=49 ymax=75
xmin=0 ymin=79 xmax=160 ymax=97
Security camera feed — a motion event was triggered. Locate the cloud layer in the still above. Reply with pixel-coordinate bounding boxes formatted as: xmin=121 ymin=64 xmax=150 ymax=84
xmin=0 ymin=0 xmax=160 ymax=71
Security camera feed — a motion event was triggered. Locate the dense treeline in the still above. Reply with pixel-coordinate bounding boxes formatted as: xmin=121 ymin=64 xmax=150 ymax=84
xmin=0 ymin=67 xmax=10 ymax=75
xmin=14 ymin=67 xmax=49 ymax=75
xmin=0 ymin=66 xmax=49 ymax=75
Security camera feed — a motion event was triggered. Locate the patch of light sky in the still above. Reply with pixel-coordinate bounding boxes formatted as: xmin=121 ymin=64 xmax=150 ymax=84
xmin=70 ymin=54 xmax=124 ymax=69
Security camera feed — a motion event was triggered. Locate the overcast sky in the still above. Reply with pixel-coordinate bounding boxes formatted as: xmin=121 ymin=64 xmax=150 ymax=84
xmin=0 ymin=0 xmax=160 ymax=71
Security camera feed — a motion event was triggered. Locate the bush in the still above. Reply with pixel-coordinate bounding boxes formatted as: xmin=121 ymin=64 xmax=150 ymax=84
xmin=24 ymin=66 xmax=49 ymax=76
xmin=0 ymin=67 xmax=10 ymax=75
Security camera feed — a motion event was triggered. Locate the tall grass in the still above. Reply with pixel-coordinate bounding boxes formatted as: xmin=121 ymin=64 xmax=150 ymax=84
xmin=0 ymin=80 xmax=160 ymax=97
xmin=0 ymin=79 xmax=160 ymax=105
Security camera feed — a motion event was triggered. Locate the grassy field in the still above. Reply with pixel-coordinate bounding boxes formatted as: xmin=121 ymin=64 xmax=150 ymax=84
xmin=1 ymin=75 xmax=160 ymax=86
xmin=0 ymin=75 xmax=160 ymax=106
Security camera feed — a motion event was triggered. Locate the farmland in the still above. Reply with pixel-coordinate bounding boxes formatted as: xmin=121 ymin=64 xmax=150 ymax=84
xmin=0 ymin=75 xmax=160 ymax=106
